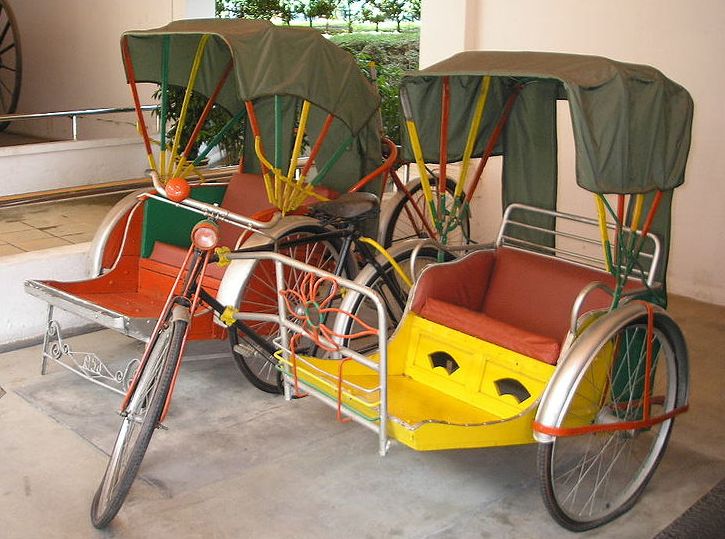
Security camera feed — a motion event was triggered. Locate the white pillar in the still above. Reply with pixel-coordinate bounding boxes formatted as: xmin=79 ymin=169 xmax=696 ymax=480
xmin=419 ymin=0 xmax=478 ymax=67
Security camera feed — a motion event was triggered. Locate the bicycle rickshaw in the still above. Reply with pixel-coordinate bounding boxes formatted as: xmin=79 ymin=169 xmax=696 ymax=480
xmin=25 ymin=24 xmax=692 ymax=530
xmin=225 ymin=51 xmax=692 ymax=531
xmin=25 ymin=19 xmax=460 ymax=397
xmin=24 ymin=19 xmax=465 ymax=527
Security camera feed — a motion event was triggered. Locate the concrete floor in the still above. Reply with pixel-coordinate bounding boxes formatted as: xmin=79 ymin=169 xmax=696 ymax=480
xmin=0 ymin=294 xmax=723 ymax=538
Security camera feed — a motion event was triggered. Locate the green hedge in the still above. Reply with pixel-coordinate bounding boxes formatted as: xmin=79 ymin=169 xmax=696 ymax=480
xmin=330 ymin=31 xmax=419 ymax=143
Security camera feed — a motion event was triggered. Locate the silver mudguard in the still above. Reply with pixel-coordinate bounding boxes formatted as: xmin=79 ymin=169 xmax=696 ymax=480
xmin=376 ymin=177 xmax=423 ymax=244
xmin=330 ymin=238 xmax=431 ymax=341
xmin=87 ymin=188 xmax=152 ymax=277
xmin=214 ymin=215 xmax=325 ymax=324
xmin=533 ymin=302 xmax=689 ymax=443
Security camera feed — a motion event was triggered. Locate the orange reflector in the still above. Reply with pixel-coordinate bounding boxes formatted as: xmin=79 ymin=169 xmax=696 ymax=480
xmin=166 ymin=177 xmax=191 ymax=202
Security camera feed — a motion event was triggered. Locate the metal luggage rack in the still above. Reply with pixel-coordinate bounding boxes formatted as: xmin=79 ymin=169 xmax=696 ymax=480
xmin=496 ymin=203 xmax=662 ymax=287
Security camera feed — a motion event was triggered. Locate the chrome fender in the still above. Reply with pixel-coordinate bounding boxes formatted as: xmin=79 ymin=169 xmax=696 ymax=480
xmin=533 ymin=302 xmax=688 ymax=443
xmin=214 ymin=215 xmax=324 ymax=323
xmin=331 ymin=238 xmax=430 ymax=342
xmin=376 ymin=177 xmax=423 ymax=244
xmin=88 ymin=189 xmax=153 ymax=277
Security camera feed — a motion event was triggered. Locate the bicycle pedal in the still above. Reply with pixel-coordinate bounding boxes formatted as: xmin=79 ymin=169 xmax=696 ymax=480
xmin=156 ymin=422 xmax=169 ymax=431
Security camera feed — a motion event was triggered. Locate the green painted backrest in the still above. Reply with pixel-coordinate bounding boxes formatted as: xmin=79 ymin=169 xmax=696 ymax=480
xmin=140 ymin=185 xmax=226 ymax=258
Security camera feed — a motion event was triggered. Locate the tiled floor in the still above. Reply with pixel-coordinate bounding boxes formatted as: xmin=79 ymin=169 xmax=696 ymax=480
xmin=0 ymin=130 xmax=126 ymax=255
xmin=0 ymin=194 xmax=127 ymax=255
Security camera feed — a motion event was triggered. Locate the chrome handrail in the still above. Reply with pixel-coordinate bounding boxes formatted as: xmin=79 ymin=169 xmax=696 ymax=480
xmin=0 ymin=105 xmax=158 ymax=141
xmin=148 ymin=170 xmax=282 ymax=231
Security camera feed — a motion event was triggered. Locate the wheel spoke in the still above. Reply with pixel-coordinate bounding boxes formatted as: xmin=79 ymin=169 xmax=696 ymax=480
xmin=231 ymin=229 xmax=342 ymax=393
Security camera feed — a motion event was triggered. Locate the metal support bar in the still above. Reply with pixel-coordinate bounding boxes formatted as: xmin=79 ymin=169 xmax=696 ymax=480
xmin=0 ymin=105 xmax=158 ymax=141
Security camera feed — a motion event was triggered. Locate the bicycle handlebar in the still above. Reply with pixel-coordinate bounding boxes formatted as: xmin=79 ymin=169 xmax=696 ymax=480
xmin=148 ymin=170 xmax=282 ymax=231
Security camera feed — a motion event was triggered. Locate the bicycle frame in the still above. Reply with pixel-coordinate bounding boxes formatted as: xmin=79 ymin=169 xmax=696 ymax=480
xmin=121 ymin=204 xmax=417 ymax=418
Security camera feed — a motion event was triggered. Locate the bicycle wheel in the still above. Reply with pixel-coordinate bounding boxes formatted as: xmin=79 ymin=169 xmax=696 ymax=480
xmin=537 ymin=314 xmax=685 ymax=531
xmin=229 ymin=225 xmax=347 ymax=393
xmin=0 ymin=1 xmax=21 ymax=132
xmin=338 ymin=245 xmax=446 ymax=354
xmin=383 ymin=177 xmax=470 ymax=247
xmin=90 ymin=315 xmax=187 ymax=528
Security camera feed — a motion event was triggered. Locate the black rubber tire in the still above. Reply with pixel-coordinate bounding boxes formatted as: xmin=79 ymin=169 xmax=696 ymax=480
xmin=339 ymin=246 xmax=448 ymax=354
xmin=90 ymin=317 xmax=187 ymax=528
xmin=383 ymin=177 xmax=470 ymax=248
xmin=229 ymin=225 xmax=349 ymax=393
xmin=537 ymin=313 xmax=686 ymax=531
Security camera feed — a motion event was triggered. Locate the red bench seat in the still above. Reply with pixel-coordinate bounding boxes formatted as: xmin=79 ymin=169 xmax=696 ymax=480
xmin=411 ymin=247 xmax=632 ymax=364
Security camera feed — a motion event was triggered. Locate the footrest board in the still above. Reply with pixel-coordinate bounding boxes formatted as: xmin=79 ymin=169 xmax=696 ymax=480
xmin=281 ymin=313 xmax=557 ymax=451
xmin=25 ymin=279 xmax=155 ymax=341
xmin=25 ymin=256 xmax=226 ymax=342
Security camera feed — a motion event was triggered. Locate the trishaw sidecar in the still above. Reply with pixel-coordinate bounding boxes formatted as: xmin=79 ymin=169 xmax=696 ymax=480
xmin=258 ymin=51 xmax=693 ymax=531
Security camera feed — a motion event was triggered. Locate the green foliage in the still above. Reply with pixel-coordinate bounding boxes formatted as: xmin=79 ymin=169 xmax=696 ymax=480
xmin=217 ymin=0 xmax=420 ymax=32
xmin=361 ymin=1 xmax=385 ymax=31
xmin=153 ymin=86 xmax=245 ymax=165
xmin=338 ymin=0 xmax=361 ymax=33
xmin=217 ymin=0 xmax=283 ymax=19
xmin=379 ymin=0 xmax=417 ymax=32
xmin=296 ymin=0 xmax=337 ymax=26
xmin=331 ymin=31 xmax=419 ymax=143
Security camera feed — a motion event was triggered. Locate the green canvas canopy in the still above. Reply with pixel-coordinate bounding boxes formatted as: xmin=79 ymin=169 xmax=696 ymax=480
xmin=400 ymin=51 xmax=694 ymax=295
xmin=122 ymin=19 xmax=382 ymax=193
xmin=401 ymin=50 xmax=693 ymax=195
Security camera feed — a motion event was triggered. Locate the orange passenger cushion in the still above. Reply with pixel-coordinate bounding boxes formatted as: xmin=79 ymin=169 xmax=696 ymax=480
xmin=217 ymin=172 xmax=274 ymax=248
xmin=410 ymin=247 xmax=637 ymax=364
xmin=418 ymin=297 xmax=561 ymax=364
xmin=482 ymin=248 xmax=620 ymax=342
xmin=410 ymin=250 xmax=496 ymax=314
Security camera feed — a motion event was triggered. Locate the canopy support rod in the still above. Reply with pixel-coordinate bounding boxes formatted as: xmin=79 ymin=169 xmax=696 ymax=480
xmin=245 ymin=100 xmax=275 ymax=203
xmin=174 ymin=60 xmax=233 ymax=179
xmin=309 ymin=135 xmax=353 ymax=188
xmin=400 ymin=86 xmax=440 ymax=235
xmin=282 ymin=100 xmax=311 ymax=213
xmin=615 ymin=194 xmax=625 ymax=267
xmin=595 ymin=194 xmax=613 ymax=272
xmin=640 ymin=191 xmax=663 ymax=239
xmin=464 ymin=83 xmax=523 ymax=206
xmin=299 ymin=113 xmax=333 ymax=180
xmin=160 ymin=36 xmax=170 ymax=177
xmin=184 ymin=108 xmax=245 ymax=175
xmin=167 ymin=34 xmax=210 ymax=178
xmin=456 ymin=76 xmax=491 ymax=200
xmin=274 ymin=95 xmax=283 ymax=206
xmin=287 ymin=133 xmax=352 ymax=209
xmin=438 ymin=76 xmax=450 ymax=230
xmin=285 ymin=113 xmax=335 ymax=210
xmin=121 ymin=36 xmax=157 ymax=173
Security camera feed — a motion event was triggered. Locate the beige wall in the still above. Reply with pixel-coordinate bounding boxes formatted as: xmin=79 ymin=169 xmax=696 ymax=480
xmin=10 ymin=0 xmax=214 ymax=139
xmin=420 ymin=0 xmax=725 ymax=305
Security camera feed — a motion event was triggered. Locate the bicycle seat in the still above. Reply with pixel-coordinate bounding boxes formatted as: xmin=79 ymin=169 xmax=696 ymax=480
xmin=311 ymin=192 xmax=379 ymax=220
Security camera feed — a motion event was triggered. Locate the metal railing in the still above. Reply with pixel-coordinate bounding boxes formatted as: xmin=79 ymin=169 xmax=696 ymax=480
xmin=0 ymin=105 xmax=158 ymax=141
